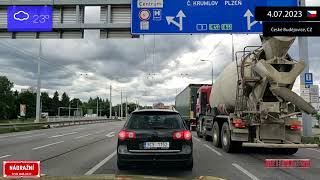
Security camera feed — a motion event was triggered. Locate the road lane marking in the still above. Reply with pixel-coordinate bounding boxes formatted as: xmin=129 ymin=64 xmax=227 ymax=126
xmin=49 ymin=132 xmax=78 ymax=138
xmin=307 ymin=148 xmax=320 ymax=153
xmin=18 ymin=133 xmax=46 ymax=139
xmin=75 ymin=134 xmax=93 ymax=139
xmin=0 ymin=132 xmax=32 ymax=139
xmin=32 ymin=141 xmax=64 ymax=150
xmin=95 ymin=130 xmax=105 ymax=134
xmin=73 ymin=128 xmax=85 ymax=131
xmin=192 ymin=136 xmax=201 ymax=142
xmin=232 ymin=163 xmax=260 ymax=180
xmin=204 ymin=144 xmax=222 ymax=156
xmin=85 ymin=151 xmax=117 ymax=175
xmin=106 ymin=132 xmax=115 ymax=137
xmin=0 ymin=155 xmax=11 ymax=159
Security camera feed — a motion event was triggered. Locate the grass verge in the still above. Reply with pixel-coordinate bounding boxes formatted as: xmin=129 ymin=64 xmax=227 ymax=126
xmin=302 ymin=136 xmax=320 ymax=146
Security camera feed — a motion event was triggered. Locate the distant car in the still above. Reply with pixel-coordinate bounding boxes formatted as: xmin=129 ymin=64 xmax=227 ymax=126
xmin=117 ymin=109 xmax=193 ymax=170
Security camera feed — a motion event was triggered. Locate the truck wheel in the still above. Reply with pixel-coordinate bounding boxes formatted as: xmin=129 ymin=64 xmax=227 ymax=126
xmin=212 ymin=121 xmax=221 ymax=147
xmin=204 ymin=133 xmax=211 ymax=141
xmin=221 ymin=122 xmax=238 ymax=153
xmin=202 ymin=119 xmax=211 ymax=141
xmin=274 ymin=148 xmax=298 ymax=155
xmin=285 ymin=148 xmax=298 ymax=155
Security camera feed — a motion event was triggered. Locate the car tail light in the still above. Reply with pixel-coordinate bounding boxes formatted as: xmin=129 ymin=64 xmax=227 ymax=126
xmin=287 ymin=120 xmax=302 ymax=131
xmin=183 ymin=130 xmax=192 ymax=140
xmin=232 ymin=118 xmax=246 ymax=128
xmin=290 ymin=125 xmax=301 ymax=131
xmin=173 ymin=130 xmax=192 ymax=141
xmin=118 ymin=130 xmax=136 ymax=141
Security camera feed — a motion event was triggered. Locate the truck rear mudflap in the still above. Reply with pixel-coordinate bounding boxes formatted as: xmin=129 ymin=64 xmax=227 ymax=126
xmin=242 ymin=143 xmax=318 ymax=148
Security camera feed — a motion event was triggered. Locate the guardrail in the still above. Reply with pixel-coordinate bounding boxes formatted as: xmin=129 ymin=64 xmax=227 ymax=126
xmin=47 ymin=116 xmax=112 ymax=122
xmin=0 ymin=118 xmax=118 ymax=131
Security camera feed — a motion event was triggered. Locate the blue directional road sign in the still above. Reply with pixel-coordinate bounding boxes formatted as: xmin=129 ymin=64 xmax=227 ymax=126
xmin=7 ymin=6 xmax=53 ymax=32
xmin=305 ymin=73 xmax=313 ymax=85
xmin=131 ymin=0 xmax=298 ymax=34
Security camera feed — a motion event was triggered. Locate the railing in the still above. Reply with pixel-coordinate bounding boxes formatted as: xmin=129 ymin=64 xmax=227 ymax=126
xmin=47 ymin=116 xmax=112 ymax=122
xmin=0 ymin=118 xmax=120 ymax=131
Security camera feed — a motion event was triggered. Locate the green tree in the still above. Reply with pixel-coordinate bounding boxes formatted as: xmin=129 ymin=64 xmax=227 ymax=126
xmin=41 ymin=92 xmax=52 ymax=115
xmin=52 ymin=91 xmax=60 ymax=116
xmin=60 ymin=92 xmax=70 ymax=108
xmin=70 ymin=98 xmax=82 ymax=108
xmin=0 ymin=76 xmax=16 ymax=120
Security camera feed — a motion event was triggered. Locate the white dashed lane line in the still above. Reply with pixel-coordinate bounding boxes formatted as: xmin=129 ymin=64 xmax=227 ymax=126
xmin=307 ymin=148 xmax=320 ymax=153
xmin=74 ymin=134 xmax=93 ymax=139
xmin=49 ymin=132 xmax=78 ymax=138
xmin=106 ymin=132 xmax=115 ymax=137
xmin=95 ymin=130 xmax=106 ymax=134
xmin=203 ymin=144 xmax=223 ymax=156
xmin=192 ymin=136 xmax=201 ymax=142
xmin=84 ymin=151 xmax=117 ymax=175
xmin=32 ymin=141 xmax=64 ymax=150
xmin=232 ymin=163 xmax=260 ymax=180
xmin=0 ymin=155 xmax=11 ymax=159
xmin=0 ymin=132 xmax=33 ymax=139
xmin=18 ymin=133 xmax=46 ymax=139
xmin=193 ymin=136 xmax=222 ymax=156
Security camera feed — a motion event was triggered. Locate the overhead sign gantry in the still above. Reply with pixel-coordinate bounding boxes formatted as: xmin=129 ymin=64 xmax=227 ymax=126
xmin=131 ymin=0 xmax=298 ymax=34
xmin=0 ymin=0 xmax=134 ymax=39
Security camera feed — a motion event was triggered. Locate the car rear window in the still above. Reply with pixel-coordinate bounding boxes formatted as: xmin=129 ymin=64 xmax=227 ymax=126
xmin=127 ymin=111 xmax=183 ymax=130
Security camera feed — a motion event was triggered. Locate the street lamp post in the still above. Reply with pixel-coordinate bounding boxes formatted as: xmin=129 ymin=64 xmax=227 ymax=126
xmin=200 ymin=59 xmax=214 ymax=85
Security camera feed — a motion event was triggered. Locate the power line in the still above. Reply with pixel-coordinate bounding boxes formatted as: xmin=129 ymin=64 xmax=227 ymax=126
xmin=0 ymin=41 xmax=76 ymax=76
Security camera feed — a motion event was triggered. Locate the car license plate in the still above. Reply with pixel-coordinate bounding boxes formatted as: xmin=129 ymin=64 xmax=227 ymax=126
xmin=144 ymin=142 xmax=169 ymax=149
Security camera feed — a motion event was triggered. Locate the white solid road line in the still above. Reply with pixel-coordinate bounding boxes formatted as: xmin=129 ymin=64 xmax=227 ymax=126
xmin=0 ymin=155 xmax=11 ymax=159
xmin=204 ymin=144 xmax=223 ymax=156
xmin=106 ymin=132 xmax=115 ymax=137
xmin=192 ymin=136 xmax=201 ymax=142
xmin=32 ymin=141 xmax=64 ymax=150
xmin=232 ymin=163 xmax=260 ymax=180
xmin=75 ymin=134 xmax=93 ymax=139
xmin=307 ymin=148 xmax=320 ymax=153
xmin=85 ymin=151 xmax=117 ymax=175
xmin=18 ymin=133 xmax=46 ymax=139
xmin=0 ymin=132 xmax=32 ymax=139
xmin=49 ymin=132 xmax=78 ymax=138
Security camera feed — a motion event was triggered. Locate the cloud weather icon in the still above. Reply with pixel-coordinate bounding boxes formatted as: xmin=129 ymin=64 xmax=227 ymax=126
xmin=14 ymin=11 xmax=29 ymax=21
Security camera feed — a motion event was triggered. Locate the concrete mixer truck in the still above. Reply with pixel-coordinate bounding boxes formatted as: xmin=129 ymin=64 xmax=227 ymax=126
xmin=196 ymin=36 xmax=318 ymax=154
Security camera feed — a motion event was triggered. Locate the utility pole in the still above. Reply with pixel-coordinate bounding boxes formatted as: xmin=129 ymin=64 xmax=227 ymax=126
xmin=120 ymin=90 xmax=123 ymax=119
xmin=68 ymin=103 xmax=71 ymax=118
xmin=299 ymin=0 xmax=312 ymax=137
xmin=35 ymin=40 xmax=42 ymax=123
xmin=96 ymin=98 xmax=99 ymax=117
xmin=109 ymin=85 xmax=112 ymax=119
xmin=231 ymin=34 xmax=235 ymax=62
xmin=118 ymin=104 xmax=121 ymax=118
xmin=77 ymin=100 xmax=79 ymax=117
xmin=126 ymin=96 xmax=128 ymax=120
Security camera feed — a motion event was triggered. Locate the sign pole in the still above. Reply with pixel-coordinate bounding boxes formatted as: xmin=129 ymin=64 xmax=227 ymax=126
xmin=299 ymin=0 xmax=313 ymax=137
xmin=35 ymin=40 xmax=42 ymax=123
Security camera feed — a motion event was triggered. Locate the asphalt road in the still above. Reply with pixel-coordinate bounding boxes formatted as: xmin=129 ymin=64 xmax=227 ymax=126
xmin=0 ymin=121 xmax=319 ymax=180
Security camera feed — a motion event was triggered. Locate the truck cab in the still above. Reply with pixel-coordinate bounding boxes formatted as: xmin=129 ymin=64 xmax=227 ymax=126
xmin=196 ymin=85 xmax=211 ymax=136
xmin=196 ymin=86 xmax=212 ymax=118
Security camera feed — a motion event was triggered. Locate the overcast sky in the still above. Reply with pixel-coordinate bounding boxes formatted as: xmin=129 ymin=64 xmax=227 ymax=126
xmin=0 ymin=0 xmax=319 ymax=106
